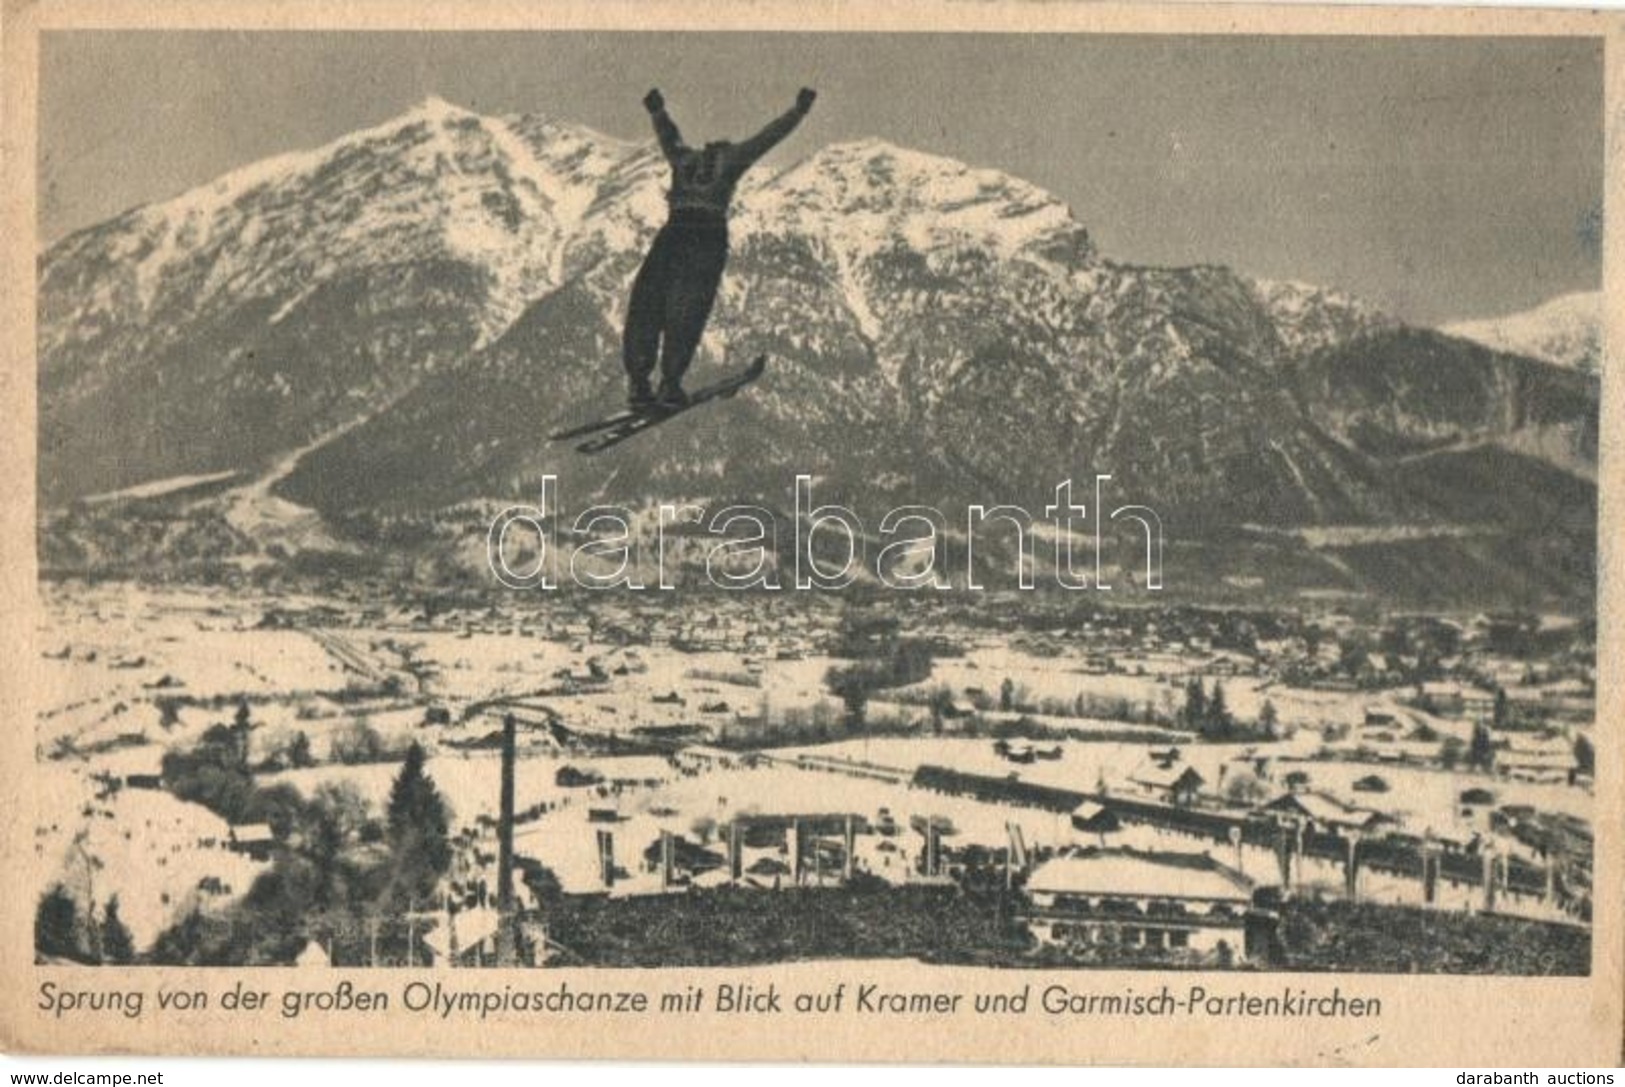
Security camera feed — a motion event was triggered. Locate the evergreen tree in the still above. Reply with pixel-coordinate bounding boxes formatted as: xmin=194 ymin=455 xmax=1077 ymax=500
xmin=287 ymin=731 xmax=314 ymax=768
xmin=1574 ymin=734 xmax=1594 ymax=777
xmin=1469 ymin=720 xmax=1495 ymax=771
xmin=1190 ymin=681 xmax=1235 ymax=739
xmin=34 ymin=885 xmax=81 ymax=961
xmin=385 ymin=742 xmax=451 ymax=900
xmin=1183 ymin=679 xmax=1207 ymax=729
xmin=100 ymin=895 xmax=135 ymax=964
xmin=999 ymin=678 xmax=1015 ymax=713
xmin=1258 ymin=699 xmax=1280 ymax=737
xmin=838 ymin=680 xmax=869 ymax=732
xmin=1207 ymin=682 xmax=1231 ymax=736
xmin=232 ymin=700 xmax=253 ymax=769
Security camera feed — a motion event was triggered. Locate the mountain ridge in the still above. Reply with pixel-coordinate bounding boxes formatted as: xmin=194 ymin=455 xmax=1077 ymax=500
xmin=1443 ymin=290 xmax=1602 ymax=375
xmin=36 ymin=97 xmax=1599 ymax=604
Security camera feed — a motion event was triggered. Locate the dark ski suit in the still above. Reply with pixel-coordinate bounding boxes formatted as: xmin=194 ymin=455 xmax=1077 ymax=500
xmin=623 ymin=97 xmax=811 ymax=406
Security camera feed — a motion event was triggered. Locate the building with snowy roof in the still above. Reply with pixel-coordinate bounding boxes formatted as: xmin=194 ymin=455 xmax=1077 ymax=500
xmin=1024 ymin=848 xmax=1253 ymax=959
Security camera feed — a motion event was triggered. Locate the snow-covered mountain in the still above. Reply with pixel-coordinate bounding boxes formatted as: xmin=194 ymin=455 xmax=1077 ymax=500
xmin=37 ymin=97 xmax=1600 ymax=603
xmin=1444 ymin=291 xmax=1602 ymax=375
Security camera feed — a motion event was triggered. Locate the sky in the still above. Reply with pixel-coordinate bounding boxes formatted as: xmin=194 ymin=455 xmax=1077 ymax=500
xmin=38 ymin=31 xmax=1604 ymax=325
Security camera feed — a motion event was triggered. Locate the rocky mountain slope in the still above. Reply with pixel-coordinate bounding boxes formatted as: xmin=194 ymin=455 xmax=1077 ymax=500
xmin=38 ymin=97 xmax=1600 ymax=603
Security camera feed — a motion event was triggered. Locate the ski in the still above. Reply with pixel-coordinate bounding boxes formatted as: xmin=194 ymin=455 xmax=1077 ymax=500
xmin=556 ymin=356 xmax=767 ymax=454
xmin=549 ymin=406 xmax=645 ymax=442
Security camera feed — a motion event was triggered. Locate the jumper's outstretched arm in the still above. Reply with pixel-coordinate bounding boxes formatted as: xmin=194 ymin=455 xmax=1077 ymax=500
xmin=643 ymin=88 xmax=685 ymax=160
xmin=734 ymin=88 xmax=816 ymax=167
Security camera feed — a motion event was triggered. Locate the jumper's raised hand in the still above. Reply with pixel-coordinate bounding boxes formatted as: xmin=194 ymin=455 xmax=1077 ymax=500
xmin=796 ymin=87 xmax=817 ymax=113
xmin=643 ymin=88 xmax=665 ymax=114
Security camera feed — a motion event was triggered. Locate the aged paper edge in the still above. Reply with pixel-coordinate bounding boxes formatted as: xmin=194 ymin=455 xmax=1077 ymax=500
xmin=0 ymin=0 xmax=1620 ymax=1065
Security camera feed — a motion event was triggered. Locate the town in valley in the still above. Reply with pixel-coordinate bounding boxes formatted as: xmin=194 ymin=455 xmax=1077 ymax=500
xmin=33 ymin=574 xmax=1595 ymax=973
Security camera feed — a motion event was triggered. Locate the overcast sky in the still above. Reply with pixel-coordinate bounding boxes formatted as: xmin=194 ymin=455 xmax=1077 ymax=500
xmin=39 ymin=31 xmax=1603 ymax=324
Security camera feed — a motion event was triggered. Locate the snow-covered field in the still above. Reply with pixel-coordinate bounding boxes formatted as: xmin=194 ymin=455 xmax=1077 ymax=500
xmin=29 ymin=582 xmax=1595 ymax=947
xmin=33 ymin=762 xmax=270 ymax=950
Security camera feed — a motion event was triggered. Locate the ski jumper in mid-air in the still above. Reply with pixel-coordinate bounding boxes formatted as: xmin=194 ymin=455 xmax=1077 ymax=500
xmin=623 ymin=87 xmax=816 ymax=412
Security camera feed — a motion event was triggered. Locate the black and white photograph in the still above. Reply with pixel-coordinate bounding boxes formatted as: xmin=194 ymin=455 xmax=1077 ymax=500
xmin=4 ymin=5 xmax=1621 ymax=1067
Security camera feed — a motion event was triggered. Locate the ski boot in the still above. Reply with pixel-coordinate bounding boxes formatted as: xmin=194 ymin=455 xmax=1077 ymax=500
xmin=655 ymin=382 xmax=690 ymax=412
xmin=628 ymin=379 xmax=658 ymax=414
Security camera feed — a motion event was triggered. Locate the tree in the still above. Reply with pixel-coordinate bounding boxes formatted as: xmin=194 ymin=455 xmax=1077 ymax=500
xmin=306 ymin=808 xmax=347 ymax=909
xmin=1469 ymin=721 xmax=1495 ymax=771
xmin=1223 ymin=771 xmax=1270 ymax=806
xmin=890 ymin=639 xmax=935 ymax=687
xmin=999 ymin=678 xmax=1015 ymax=713
xmin=312 ymin=780 xmax=371 ymax=842
xmin=100 ymin=896 xmax=135 ymax=964
xmin=928 ymin=686 xmax=954 ymax=735
xmin=194 ymin=722 xmax=248 ymax=770
xmin=385 ymin=742 xmax=452 ymax=901
xmin=287 ymin=731 xmax=315 ymax=769
xmin=246 ymin=783 xmax=307 ymax=841
xmin=1258 ymin=699 xmax=1279 ymax=737
xmin=1206 ymin=682 xmax=1232 ymax=736
xmin=35 ymin=885 xmax=81 ymax=961
xmin=156 ymin=698 xmax=182 ymax=730
xmin=1574 ymin=734 xmax=1594 ymax=777
xmin=825 ymin=665 xmax=871 ymax=733
xmin=1182 ymin=679 xmax=1207 ymax=729
xmin=330 ymin=718 xmax=388 ymax=765
xmin=1493 ymin=688 xmax=1510 ymax=730
xmin=1439 ymin=736 xmax=1465 ymax=771
xmin=148 ymin=908 xmax=209 ymax=966
xmin=1283 ymin=769 xmax=1311 ymax=792
xmin=387 ymin=742 xmax=442 ymax=833
xmin=232 ymin=700 xmax=254 ymax=768
xmin=1338 ymin=635 xmax=1369 ymax=677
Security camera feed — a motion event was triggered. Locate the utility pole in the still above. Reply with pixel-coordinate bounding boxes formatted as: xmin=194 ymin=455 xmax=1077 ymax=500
xmin=496 ymin=712 xmax=518 ymax=966
xmin=75 ymin=840 xmax=103 ymax=963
